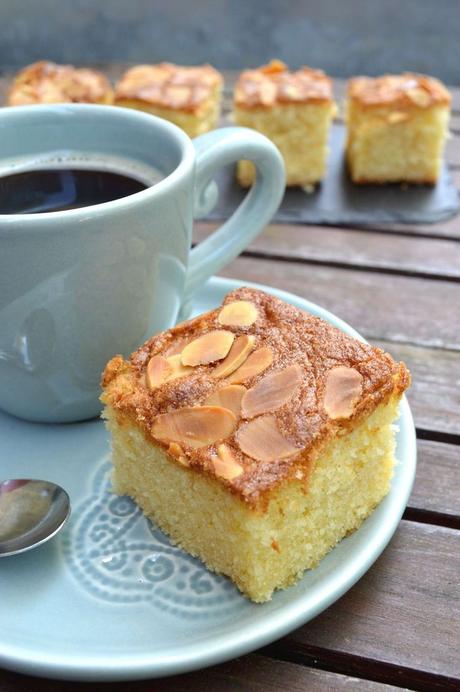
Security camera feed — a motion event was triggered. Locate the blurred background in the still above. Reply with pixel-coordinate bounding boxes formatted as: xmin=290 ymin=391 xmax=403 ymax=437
xmin=0 ymin=0 xmax=458 ymax=82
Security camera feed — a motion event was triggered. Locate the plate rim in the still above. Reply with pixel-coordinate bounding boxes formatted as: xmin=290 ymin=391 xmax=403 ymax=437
xmin=0 ymin=275 xmax=417 ymax=681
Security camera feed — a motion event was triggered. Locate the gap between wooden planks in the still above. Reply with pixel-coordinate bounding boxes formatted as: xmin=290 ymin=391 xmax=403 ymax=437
xmin=219 ymin=255 xmax=460 ymax=351
xmin=263 ymin=520 xmax=460 ymax=689
xmin=0 ymin=654 xmax=406 ymax=692
xmin=194 ymin=221 xmax=460 ymax=277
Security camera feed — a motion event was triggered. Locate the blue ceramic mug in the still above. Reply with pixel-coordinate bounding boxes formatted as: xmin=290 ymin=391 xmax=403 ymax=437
xmin=0 ymin=104 xmax=284 ymax=423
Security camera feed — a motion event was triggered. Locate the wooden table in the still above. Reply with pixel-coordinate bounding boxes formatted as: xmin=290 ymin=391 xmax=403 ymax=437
xmin=1 ymin=69 xmax=459 ymax=692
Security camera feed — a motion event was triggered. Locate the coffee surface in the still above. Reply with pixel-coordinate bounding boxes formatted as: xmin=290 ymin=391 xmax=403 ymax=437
xmin=0 ymin=168 xmax=149 ymax=214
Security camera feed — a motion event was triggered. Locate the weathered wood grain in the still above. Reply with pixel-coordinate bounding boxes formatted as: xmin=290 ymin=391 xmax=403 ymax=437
xmin=0 ymin=656 xmax=405 ymax=692
xmin=194 ymin=221 xmax=460 ymax=278
xmin=408 ymin=439 xmax=459 ymax=519
xmin=374 ymin=340 xmax=460 ymax=437
xmin=218 ymin=255 xmax=460 ymax=350
xmin=274 ymin=521 xmax=460 ymax=686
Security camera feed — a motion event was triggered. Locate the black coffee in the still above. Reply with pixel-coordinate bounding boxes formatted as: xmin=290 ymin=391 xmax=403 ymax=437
xmin=0 ymin=168 xmax=149 ymax=214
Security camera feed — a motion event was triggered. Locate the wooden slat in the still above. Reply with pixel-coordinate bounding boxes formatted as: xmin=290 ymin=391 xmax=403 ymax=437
xmin=269 ymin=521 xmax=460 ymax=686
xmin=194 ymin=221 xmax=460 ymax=278
xmin=0 ymin=656 xmax=405 ymax=691
xmin=219 ymin=255 xmax=460 ymax=350
xmin=408 ymin=439 xmax=460 ymax=518
xmin=374 ymin=340 xmax=460 ymax=437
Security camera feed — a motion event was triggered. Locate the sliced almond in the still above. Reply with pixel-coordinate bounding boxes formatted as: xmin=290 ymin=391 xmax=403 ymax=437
xmin=387 ymin=111 xmax=409 ymax=124
xmin=407 ymin=87 xmax=431 ymax=108
xmin=323 ymin=366 xmax=363 ymax=420
xmin=181 ymin=330 xmax=234 ymax=367
xmin=241 ymin=364 xmax=303 ymax=418
xmin=227 ymin=346 xmax=273 ymax=384
xmin=146 ymin=355 xmax=171 ymax=390
xmin=212 ymin=335 xmax=255 ymax=379
xmin=204 ymin=384 xmax=246 ymax=416
xmin=236 ymin=415 xmax=299 ymax=462
xmin=152 ymin=406 xmax=236 ymax=449
xmin=166 ymin=354 xmax=194 ymax=379
xmin=211 ymin=444 xmax=243 ymax=480
xmin=167 ymin=442 xmax=189 ymax=467
xmin=146 ymin=353 xmax=193 ymax=389
xmin=217 ymin=300 xmax=258 ymax=328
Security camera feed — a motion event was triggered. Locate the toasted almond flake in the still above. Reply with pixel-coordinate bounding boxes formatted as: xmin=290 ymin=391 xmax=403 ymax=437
xmin=204 ymin=384 xmax=246 ymax=416
xmin=236 ymin=415 xmax=299 ymax=462
xmin=227 ymin=347 xmax=273 ymax=384
xmin=217 ymin=300 xmax=258 ymax=328
xmin=212 ymin=335 xmax=255 ymax=379
xmin=241 ymin=364 xmax=303 ymax=418
xmin=146 ymin=355 xmax=172 ymax=390
xmin=271 ymin=539 xmax=281 ymax=553
xmin=166 ymin=354 xmax=194 ymax=380
xmin=323 ymin=366 xmax=363 ymax=420
xmin=211 ymin=443 xmax=243 ymax=480
xmin=152 ymin=406 xmax=237 ymax=449
xmin=407 ymin=87 xmax=431 ymax=108
xmin=167 ymin=442 xmax=189 ymax=466
xmin=168 ymin=442 xmax=184 ymax=457
xmin=387 ymin=111 xmax=409 ymax=124
xmin=181 ymin=330 xmax=234 ymax=367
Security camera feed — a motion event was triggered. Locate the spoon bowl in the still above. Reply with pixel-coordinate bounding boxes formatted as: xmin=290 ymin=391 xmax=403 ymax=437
xmin=0 ymin=479 xmax=70 ymax=557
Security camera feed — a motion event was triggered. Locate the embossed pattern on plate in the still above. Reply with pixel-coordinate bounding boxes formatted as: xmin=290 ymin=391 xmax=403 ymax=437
xmin=62 ymin=460 xmax=241 ymax=618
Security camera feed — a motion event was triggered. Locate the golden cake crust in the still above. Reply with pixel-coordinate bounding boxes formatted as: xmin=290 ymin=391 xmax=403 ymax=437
xmin=7 ymin=61 xmax=113 ymax=106
xmin=348 ymin=73 xmax=451 ymax=110
xmin=234 ymin=60 xmax=334 ymax=109
xmin=101 ymin=288 xmax=409 ymax=508
xmin=114 ymin=63 xmax=222 ymax=113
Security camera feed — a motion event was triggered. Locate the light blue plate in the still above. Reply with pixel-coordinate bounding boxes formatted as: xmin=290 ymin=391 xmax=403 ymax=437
xmin=0 ymin=276 xmax=416 ymax=681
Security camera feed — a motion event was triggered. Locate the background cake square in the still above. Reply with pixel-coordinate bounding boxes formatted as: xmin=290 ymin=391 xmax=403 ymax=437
xmin=114 ymin=63 xmax=222 ymax=138
xmin=233 ymin=60 xmax=336 ymax=187
xmin=346 ymin=73 xmax=451 ymax=184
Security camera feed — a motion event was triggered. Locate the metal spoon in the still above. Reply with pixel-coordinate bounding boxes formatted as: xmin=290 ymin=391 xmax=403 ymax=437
xmin=0 ymin=479 xmax=70 ymax=557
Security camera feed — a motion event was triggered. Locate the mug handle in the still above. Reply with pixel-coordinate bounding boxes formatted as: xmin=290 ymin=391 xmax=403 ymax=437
xmin=184 ymin=127 xmax=285 ymax=298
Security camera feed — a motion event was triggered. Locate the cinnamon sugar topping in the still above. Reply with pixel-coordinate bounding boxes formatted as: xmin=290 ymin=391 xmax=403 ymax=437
xmin=114 ymin=63 xmax=222 ymax=112
xmin=8 ymin=61 xmax=113 ymax=106
xmin=235 ymin=60 xmax=333 ymax=109
xmin=348 ymin=73 xmax=451 ymax=109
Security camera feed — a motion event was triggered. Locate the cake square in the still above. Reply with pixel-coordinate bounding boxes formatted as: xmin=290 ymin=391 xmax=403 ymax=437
xmin=346 ymin=73 xmax=451 ymax=184
xmin=114 ymin=63 xmax=223 ymax=138
xmin=101 ymin=288 xmax=410 ymax=602
xmin=7 ymin=61 xmax=114 ymax=106
xmin=233 ymin=60 xmax=336 ymax=186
